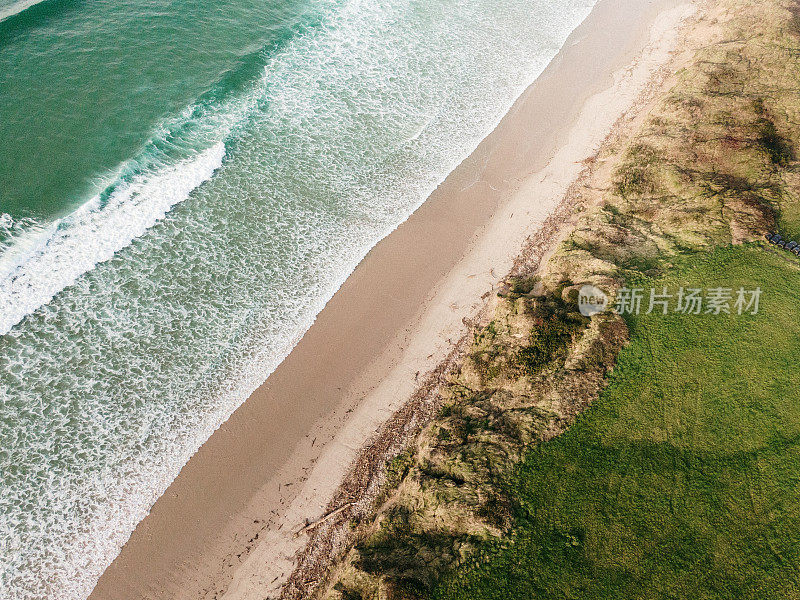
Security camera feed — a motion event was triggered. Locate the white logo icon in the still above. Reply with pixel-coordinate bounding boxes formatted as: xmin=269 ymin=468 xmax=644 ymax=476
xmin=578 ymin=285 xmax=608 ymax=317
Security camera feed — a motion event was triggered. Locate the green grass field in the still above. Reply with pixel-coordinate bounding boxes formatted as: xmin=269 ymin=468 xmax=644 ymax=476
xmin=433 ymin=246 xmax=800 ymax=600
xmin=325 ymin=3 xmax=800 ymax=596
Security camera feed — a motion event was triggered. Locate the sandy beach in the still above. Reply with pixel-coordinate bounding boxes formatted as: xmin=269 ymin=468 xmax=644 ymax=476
xmin=89 ymin=0 xmax=696 ymax=597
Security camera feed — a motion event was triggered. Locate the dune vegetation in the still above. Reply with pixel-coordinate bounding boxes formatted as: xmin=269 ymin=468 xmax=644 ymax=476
xmin=322 ymin=0 xmax=800 ymax=597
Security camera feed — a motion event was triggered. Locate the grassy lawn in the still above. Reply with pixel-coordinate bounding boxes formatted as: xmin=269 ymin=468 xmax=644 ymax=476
xmin=433 ymin=246 xmax=800 ymax=600
xmin=324 ymin=3 xmax=800 ymax=596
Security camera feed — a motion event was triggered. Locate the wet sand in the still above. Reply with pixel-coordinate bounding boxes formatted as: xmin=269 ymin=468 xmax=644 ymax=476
xmin=89 ymin=0 xmax=693 ymax=597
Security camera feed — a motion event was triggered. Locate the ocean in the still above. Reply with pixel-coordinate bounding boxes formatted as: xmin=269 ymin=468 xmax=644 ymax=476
xmin=0 ymin=0 xmax=597 ymax=597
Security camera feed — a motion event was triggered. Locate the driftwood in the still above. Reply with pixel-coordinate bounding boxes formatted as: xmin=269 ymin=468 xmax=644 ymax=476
xmin=294 ymin=503 xmax=354 ymax=537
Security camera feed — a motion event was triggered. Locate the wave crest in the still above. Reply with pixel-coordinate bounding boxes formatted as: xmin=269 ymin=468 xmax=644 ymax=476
xmin=0 ymin=142 xmax=225 ymax=336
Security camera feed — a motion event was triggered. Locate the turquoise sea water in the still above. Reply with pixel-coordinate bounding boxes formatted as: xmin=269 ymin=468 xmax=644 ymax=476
xmin=0 ymin=0 xmax=597 ymax=598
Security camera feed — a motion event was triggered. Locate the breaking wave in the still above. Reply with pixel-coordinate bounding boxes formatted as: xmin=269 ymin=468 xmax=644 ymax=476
xmin=0 ymin=0 xmax=598 ymax=598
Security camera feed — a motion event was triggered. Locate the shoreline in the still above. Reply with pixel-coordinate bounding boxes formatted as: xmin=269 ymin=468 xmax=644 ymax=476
xmin=89 ymin=1 xmax=693 ymax=598
xmin=311 ymin=0 xmax=796 ymax=594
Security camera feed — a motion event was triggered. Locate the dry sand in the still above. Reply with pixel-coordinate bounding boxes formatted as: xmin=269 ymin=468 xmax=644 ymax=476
xmin=89 ymin=0 xmax=697 ymax=597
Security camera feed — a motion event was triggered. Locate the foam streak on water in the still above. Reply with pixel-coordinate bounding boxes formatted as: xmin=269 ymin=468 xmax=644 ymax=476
xmin=0 ymin=0 xmax=597 ymax=598
xmin=0 ymin=0 xmax=44 ymax=22
xmin=0 ymin=143 xmax=226 ymax=335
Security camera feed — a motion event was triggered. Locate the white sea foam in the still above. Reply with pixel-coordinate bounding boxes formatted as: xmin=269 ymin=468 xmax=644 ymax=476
xmin=0 ymin=142 xmax=225 ymax=336
xmin=0 ymin=0 xmax=45 ymax=22
xmin=0 ymin=1 xmax=600 ymax=599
